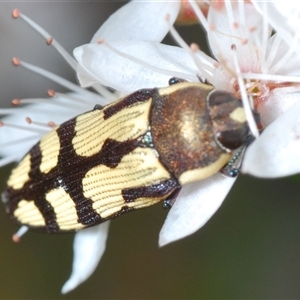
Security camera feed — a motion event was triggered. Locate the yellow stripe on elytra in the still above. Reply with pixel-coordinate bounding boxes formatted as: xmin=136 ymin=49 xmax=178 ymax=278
xmin=178 ymin=153 xmax=231 ymax=185
xmin=14 ymin=200 xmax=46 ymax=226
xmin=39 ymin=130 xmax=60 ymax=174
xmin=73 ymin=98 xmax=152 ymax=157
xmin=83 ymin=147 xmax=171 ymax=219
xmin=158 ymin=81 xmax=214 ymax=97
xmin=7 ymin=154 xmax=31 ymax=189
xmin=46 ymin=188 xmax=85 ymax=231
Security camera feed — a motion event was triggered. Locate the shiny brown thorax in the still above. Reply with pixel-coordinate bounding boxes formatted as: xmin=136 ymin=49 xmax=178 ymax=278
xmin=151 ymin=82 xmax=249 ymax=185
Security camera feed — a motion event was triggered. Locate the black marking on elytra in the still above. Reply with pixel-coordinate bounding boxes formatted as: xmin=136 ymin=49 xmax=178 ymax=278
xmin=4 ymin=143 xmax=60 ymax=232
xmin=98 ymin=138 xmax=138 ymax=168
xmin=107 ymin=205 xmax=135 ymax=220
xmin=103 ymin=89 xmax=153 ymax=120
xmin=4 ymin=114 xmax=146 ymax=232
xmin=122 ymin=179 xmax=179 ymax=203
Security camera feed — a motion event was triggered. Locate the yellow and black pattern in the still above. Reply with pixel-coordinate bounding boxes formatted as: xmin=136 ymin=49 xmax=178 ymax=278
xmin=3 ymin=81 xmax=252 ymax=233
xmin=3 ymin=89 xmax=180 ymax=232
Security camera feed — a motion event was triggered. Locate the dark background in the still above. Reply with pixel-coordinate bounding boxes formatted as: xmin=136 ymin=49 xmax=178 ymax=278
xmin=1 ymin=2 xmax=300 ymax=299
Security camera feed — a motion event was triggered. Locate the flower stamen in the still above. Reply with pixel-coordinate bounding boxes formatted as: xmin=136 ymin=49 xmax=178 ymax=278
xmin=231 ymin=44 xmax=259 ymax=139
xmin=0 ymin=120 xmax=49 ymax=134
xmin=187 ymin=0 xmax=209 ymax=32
xmin=12 ymin=57 xmax=104 ymax=101
xmin=12 ymin=9 xmax=77 ymax=70
xmin=25 ymin=117 xmax=56 ymax=128
xmin=11 ymin=98 xmax=58 ymax=106
xmin=47 ymin=89 xmax=90 ymax=104
xmin=12 ymin=226 xmax=29 ymax=243
xmin=167 ymin=16 xmax=215 ymax=82
xmin=242 ymin=72 xmax=300 ymax=84
xmin=12 ymin=9 xmax=115 ymax=103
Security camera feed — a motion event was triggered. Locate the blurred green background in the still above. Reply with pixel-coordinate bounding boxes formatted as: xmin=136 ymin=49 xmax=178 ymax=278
xmin=1 ymin=2 xmax=300 ymax=299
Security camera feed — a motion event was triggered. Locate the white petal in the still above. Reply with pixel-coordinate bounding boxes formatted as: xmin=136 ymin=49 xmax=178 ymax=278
xmin=61 ymin=222 xmax=110 ymax=294
xmin=257 ymin=88 xmax=300 ymax=127
xmin=252 ymin=0 xmax=300 ymax=46
xmin=242 ymin=99 xmax=300 ymax=178
xmin=91 ymin=1 xmax=180 ymax=43
xmin=159 ymin=174 xmax=236 ymax=247
xmin=265 ymin=33 xmax=300 ymax=76
xmin=207 ymin=2 xmax=265 ymax=73
xmin=74 ymin=41 xmax=200 ymax=93
xmin=211 ymin=67 xmax=236 ymax=92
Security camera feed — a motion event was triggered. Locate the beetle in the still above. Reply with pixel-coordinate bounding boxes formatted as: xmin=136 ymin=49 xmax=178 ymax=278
xmin=2 ymin=80 xmax=251 ymax=233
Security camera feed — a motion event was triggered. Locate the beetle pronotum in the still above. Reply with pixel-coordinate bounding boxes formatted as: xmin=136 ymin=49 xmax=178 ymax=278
xmin=2 ymin=80 xmax=253 ymax=233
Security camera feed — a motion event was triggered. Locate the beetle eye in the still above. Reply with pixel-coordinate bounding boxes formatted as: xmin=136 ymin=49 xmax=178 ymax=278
xmin=168 ymin=77 xmax=186 ymax=85
xmin=217 ymin=126 xmax=248 ymax=150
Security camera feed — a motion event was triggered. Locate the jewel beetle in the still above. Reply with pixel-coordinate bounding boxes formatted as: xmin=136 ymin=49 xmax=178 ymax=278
xmin=2 ymin=80 xmax=251 ymax=233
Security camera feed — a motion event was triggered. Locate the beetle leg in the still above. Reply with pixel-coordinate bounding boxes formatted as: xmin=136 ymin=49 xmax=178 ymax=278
xmin=93 ymin=104 xmax=103 ymax=110
xmin=162 ymin=187 xmax=182 ymax=209
xmin=220 ymin=135 xmax=255 ymax=177
xmin=197 ymin=74 xmax=212 ymax=85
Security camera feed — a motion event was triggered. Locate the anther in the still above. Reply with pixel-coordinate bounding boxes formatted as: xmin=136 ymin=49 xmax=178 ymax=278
xmin=232 ymin=22 xmax=239 ymax=29
xmin=46 ymin=37 xmax=53 ymax=45
xmin=211 ymin=1 xmax=225 ymax=11
xmin=0 ymin=121 xmax=4 ymax=127
xmin=233 ymin=80 xmax=240 ymax=92
xmin=213 ymin=62 xmax=220 ymax=68
xmin=12 ymin=9 xmax=20 ymax=19
xmin=25 ymin=117 xmax=32 ymax=124
xmin=249 ymin=26 xmax=257 ymax=32
xmin=11 ymin=98 xmax=21 ymax=106
xmin=220 ymin=58 xmax=228 ymax=65
xmin=12 ymin=226 xmax=29 ymax=243
xmin=209 ymin=23 xmax=216 ymax=30
xmin=12 ymin=57 xmax=20 ymax=66
xmin=26 ymin=117 xmax=56 ymax=128
xmin=47 ymin=89 xmax=56 ymax=97
xmin=97 ymin=38 xmax=104 ymax=44
xmin=190 ymin=43 xmax=200 ymax=51
xmin=165 ymin=13 xmax=170 ymax=22
xmin=231 ymin=44 xmax=237 ymax=51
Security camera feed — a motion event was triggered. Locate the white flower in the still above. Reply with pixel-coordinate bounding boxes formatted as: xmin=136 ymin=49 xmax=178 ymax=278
xmin=74 ymin=0 xmax=300 ymax=247
xmin=4 ymin=0 xmax=300 ymax=295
